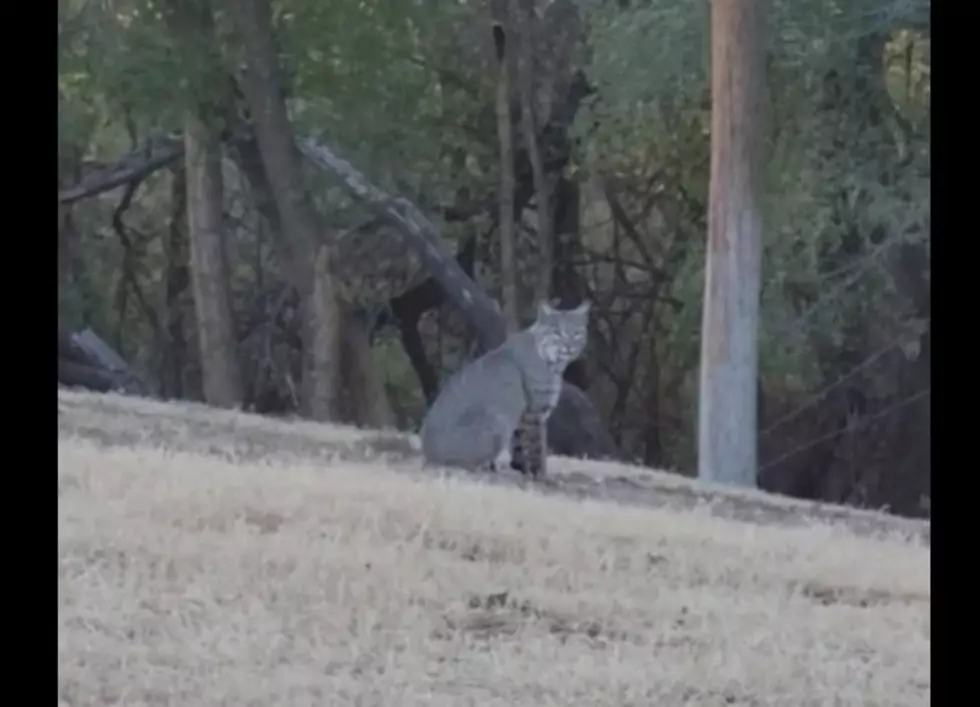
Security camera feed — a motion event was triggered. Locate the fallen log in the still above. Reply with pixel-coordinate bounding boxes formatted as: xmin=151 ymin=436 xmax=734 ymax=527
xmin=58 ymin=359 xmax=121 ymax=393
xmin=58 ymin=327 xmax=146 ymax=394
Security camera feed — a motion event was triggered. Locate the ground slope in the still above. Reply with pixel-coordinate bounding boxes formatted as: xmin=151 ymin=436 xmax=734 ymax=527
xmin=58 ymin=390 xmax=930 ymax=542
xmin=58 ymin=390 xmax=930 ymax=706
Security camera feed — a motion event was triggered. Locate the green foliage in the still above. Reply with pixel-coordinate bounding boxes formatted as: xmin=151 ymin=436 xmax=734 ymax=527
xmin=570 ymin=0 xmax=929 ymax=467
xmin=279 ymin=0 xmax=484 ymax=197
xmin=90 ymin=3 xmax=186 ymax=130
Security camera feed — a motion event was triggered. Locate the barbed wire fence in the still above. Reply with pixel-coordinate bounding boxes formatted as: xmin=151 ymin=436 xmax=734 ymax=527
xmin=573 ymin=150 xmax=928 ymax=511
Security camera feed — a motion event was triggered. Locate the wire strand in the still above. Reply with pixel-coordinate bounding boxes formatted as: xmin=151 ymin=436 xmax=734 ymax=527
xmin=760 ymin=387 xmax=930 ymax=473
xmin=760 ymin=316 xmax=928 ymax=438
xmin=773 ymin=234 xmax=904 ymax=340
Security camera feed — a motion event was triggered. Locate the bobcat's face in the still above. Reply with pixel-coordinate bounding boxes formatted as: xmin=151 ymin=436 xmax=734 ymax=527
xmin=534 ymin=301 xmax=590 ymax=367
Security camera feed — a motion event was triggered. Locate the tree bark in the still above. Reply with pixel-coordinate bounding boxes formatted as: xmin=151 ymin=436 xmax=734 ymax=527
xmin=229 ymin=116 xmax=388 ymax=426
xmin=58 ymin=138 xmax=82 ymax=288
xmin=494 ymin=18 xmax=519 ymax=331
xmin=163 ymin=0 xmax=244 ymax=408
xmin=697 ymin=0 xmax=767 ymax=487
xmin=337 ymin=305 xmax=395 ymax=428
xmin=162 ymin=165 xmax=196 ymax=400
xmin=183 ymin=110 xmax=244 ymax=407
xmin=230 ymin=0 xmax=342 ymax=421
xmin=512 ymin=0 xmax=553 ymax=306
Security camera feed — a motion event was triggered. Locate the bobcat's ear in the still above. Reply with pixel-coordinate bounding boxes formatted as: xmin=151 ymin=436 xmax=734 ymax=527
xmin=538 ymin=300 xmax=556 ymax=316
xmin=573 ymin=300 xmax=591 ymax=315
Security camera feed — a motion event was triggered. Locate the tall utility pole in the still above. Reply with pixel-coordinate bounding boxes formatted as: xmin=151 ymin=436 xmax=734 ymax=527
xmin=697 ymin=0 xmax=768 ymax=487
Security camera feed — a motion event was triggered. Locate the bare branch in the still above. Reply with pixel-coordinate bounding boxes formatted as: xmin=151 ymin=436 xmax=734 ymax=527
xmin=58 ymin=136 xmax=183 ymax=205
xmin=111 ymin=177 xmax=162 ymax=335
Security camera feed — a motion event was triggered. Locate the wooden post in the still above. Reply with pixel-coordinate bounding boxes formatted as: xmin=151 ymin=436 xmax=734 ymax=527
xmin=697 ymin=0 xmax=768 ymax=487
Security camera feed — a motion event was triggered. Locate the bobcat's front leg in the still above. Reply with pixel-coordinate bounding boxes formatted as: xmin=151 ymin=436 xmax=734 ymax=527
xmin=490 ymin=446 xmax=512 ymax=473
xmin=533 ymin=417 xmax=548 ymax=478
xmin=518 ymin=409 xmax=548 ymax=478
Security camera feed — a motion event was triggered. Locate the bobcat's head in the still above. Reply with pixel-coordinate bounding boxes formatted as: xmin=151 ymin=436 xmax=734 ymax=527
xmin=531 ymin=300 xmax=590 ymax=369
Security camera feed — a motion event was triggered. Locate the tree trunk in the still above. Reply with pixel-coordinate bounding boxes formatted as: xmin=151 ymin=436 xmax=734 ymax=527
xmin=183 ymin=110 xmax=244 ymax=407
xmin=163 ymin=0 xmax=243 ymax=408
xmin=162 ymin=165 xmax=196 ymax=400
xmin=231 ymin=117 xmax=389 ymax=425
xmin=494 ymin=18 xmax=519 ymax=331
xmin=337 ymin=305 xmax=395 ymax=428
xmin=512 ymin=0 xmax=553 ymax=306
xmin=550 ymin=177 xmax=588 ymax=389
xmin=697 ymin=0 xmax=767 ymax=487
xmin=58 ymin=140 xmax=81 ymax=289
xmin=230 ymin=0 xmax=342 ymax=421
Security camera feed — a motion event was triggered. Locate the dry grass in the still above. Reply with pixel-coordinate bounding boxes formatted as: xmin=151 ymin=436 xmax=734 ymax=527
xmin=59 ymin=390 xmax=930 ymax=706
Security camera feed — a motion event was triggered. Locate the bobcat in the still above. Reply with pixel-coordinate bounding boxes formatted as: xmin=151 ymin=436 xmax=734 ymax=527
xmin=419 ymin=300 xmax=590 ymax=477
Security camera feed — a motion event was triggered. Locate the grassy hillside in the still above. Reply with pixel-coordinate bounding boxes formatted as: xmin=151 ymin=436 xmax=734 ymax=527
xmin=58 ymin=390 xmax=930 ymax=706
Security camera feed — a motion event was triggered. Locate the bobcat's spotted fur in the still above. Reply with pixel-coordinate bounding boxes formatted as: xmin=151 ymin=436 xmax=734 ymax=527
xmin=419 ymin=301 xmax=590 ymax=477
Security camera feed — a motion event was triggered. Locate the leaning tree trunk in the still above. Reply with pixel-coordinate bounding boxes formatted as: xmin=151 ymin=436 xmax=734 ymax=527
xmin=697 ymin=0 xmax=768 ymax=487
xmin=230 ymin=0 xmax=342 ymax=421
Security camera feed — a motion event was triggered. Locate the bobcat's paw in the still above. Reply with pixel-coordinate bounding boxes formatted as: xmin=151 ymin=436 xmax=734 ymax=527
xmin=489 ymin=447 xmax=512 ymax=473
xmin=523 ymin=457 xmax=547 ymax=479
